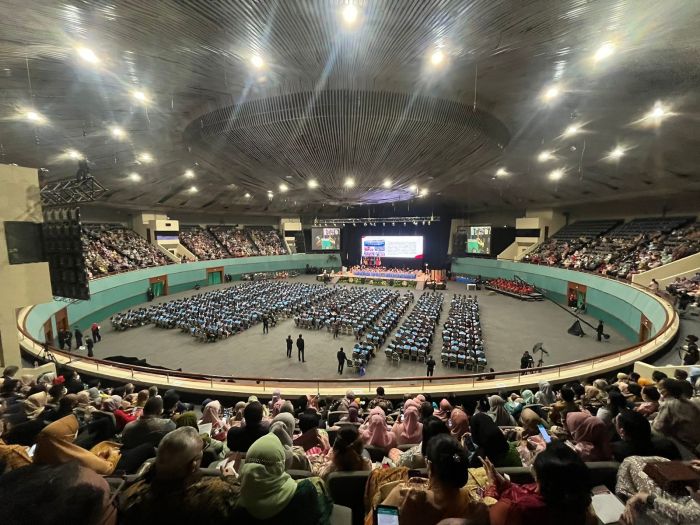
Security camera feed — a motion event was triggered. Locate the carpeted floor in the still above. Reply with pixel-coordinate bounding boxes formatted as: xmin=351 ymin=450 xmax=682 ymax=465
xmin=88 ymin=275 xmax=630 ymax=379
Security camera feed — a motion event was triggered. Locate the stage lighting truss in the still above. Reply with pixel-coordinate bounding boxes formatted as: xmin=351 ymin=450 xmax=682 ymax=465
xmin=40 ymin=175 xmax=108 ymax=207
xmin=313 ymin=216 xmax=439 ymax=227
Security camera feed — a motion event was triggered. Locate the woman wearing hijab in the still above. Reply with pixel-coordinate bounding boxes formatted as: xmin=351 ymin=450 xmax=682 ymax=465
xmin=318 ymin=426 xmax=371 ymax=481
xmin=234 ymin=433 xmax=333 ymax=524
xmin=450 ymin=407 xmax=470 ymax=441
xmin=488 ymin=395 xmax=517 ymax=426
xmin=565 ymin=412 xmax=612 ymax=461
xmin=361 ymin=408 xmax=397 ymax=451
xmin=339 ymin=403 xmax=363 ymax=424
xmin=200 ymin=400 xmax=230 ymax=441
xmin=468 ymin=412 xmax=522 ymax=468
xmin=534 ymin=381 xmax=556 ymax=406
xmin=269 ymin=412 xmax=311 ymax=471
xmin=102 ymin=395 xmax=136 ymax=431
xmin=392 ymin=400 xmax=423 ymax=445
xmin=175 ymin=411 xmax=224 ymax=466
xmin=433 ymin=399 xmax=453 ymax=422
xmin=87 ymin=387 xmax=102 ymax=407
xmin=24 ymin=391 xmax=48 ymax=419
xmin=293 ymin=412 xmax=330 ymax=454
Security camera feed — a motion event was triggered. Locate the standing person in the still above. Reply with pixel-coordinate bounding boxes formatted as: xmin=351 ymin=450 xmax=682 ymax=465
xmin=426 ymin=355 xmax=436 ymax=377
xmin=333 ymin=321 xmax=340 ymax=339
xmin=85 ymin=337 xmax=94 ymax=358
xmin=91 ymin=322 xmax=101 ymax=342
xmin=596 ymin=320 xmax=604 ymax=342
xmin=520 ymin=351 xmax=533 ymax=374
xmin=285 ymin=335 xmax=293 ymax=358
xmin=337 ymin=347 xmax=347 ymax=375
xmin=73 ymin=326 xmax=83 ymax=349
xmin=57 ymin=330 xmax=65 ymax=350
xmin=262 ymin=315 xmax=269 ymax=335
xmin=65 ymin=329 xmax=73 ymax=350
xmin=296 ymin=334 xmax=305 ymax=363
xmin=683 ymin=335 xmax=699 ymax=365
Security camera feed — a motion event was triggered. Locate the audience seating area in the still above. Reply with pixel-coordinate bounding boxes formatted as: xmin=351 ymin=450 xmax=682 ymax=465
xmin=2 ymin=366 xmax=699 ymax=525
xmin=441 ymin=294 xmax=487 ymax=370
xmin=525 ymin=217 xmax=699 ymax=280
xmin=386 ymin=292 xmax=443 ymax=362
xmin=486 ymin=277 xmax=544 ymax=301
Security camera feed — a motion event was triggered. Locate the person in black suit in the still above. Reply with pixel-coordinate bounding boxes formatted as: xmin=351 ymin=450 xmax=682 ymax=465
xmin=57 ymin=331 xmax=65 ymax=350
xmin=426 ymin=356 xmax=436 ymax=377
xmin=296 ymin=334 xmax=305 ymax=362
xmin=64 ymin=329 xmax=73 ymax=350
xmin=74 ymin=327 xmax=83 ymax=349
xmin=262 ymin=315 xmax=269 ymax=334
xmin=596 ymin=320 xmax=605 ymax=342
xmin=337 ymin=347 xmax=347 ymax=374
xmin=285 ymin=335 xmax=293 ymax=358
xmin=86 ymin=337 xmax=94 ymax=357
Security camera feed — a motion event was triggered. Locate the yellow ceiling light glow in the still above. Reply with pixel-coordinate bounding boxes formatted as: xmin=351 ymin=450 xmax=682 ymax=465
xmin=593 ymin=42 xmax=615 ymax=62
xmin=279 ymin=183 xmax=288 ymax=192
xmin=607 ymin=145 xmax=625 ymax=160
xmin=188 ymin=186 xmax=198 ymax=193
xmin=548 ymin=168 xmax=564 ymax=181
xmin=537 ymin=150 xmax=554 ymax=162
xmin=382 ymin=179 xmax=392 ymax=188
xmin=250 ymin=55 xmax=264 ymax=69
xmin=137 ymin=152 xmax=153 ymax=163
xmin=495 ymin=167 xmax=509 ymax=177
xmin=541 ymin=84 xmax=561 ymax=102
xmin=344 ymin=177 xmax=355 ymax=188
xmin=128 ymin=172 xmax=142 ymax=182
xmin=184 ymin=169 xmax=195 ymax=178
xmin=563 ymin=124 xmax=580 ymax=137
xmin=132 ymin=89 xmax=149 ymax=104
xmin=66 ymin=149 xmax=82 ymax=160
xmin=308 ymin=179 xmax=318 ymax=189
xmin=430 ymin=50 xmax=444 ymax=66
xmin=342 ymin=4 xmax=359 ymax=25
xmin=110 ymin=126 xmax=126 ymax=139
xmin=76 ymin=46 xmax=99 ymax=64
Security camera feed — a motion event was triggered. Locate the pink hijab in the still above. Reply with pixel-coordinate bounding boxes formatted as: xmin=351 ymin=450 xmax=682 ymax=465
xmin=393 ymin=400 xmax=423 ymax=445
xmin=566 ymin=412 xmax=612 ymax=461
xmin=434 ymin=399 xmax=452 ymax=422
xmin=201 ymin=400 xmax=226 ymax=428
xmin=361 ymin=408 xmax=396 ymax=449
xmin=449 ymin=408 xmax=470 ymax=440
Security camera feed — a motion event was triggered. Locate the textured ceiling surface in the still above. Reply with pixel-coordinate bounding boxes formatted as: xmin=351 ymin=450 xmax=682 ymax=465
xmin=0 ymin=0 xmax=699 ymax=216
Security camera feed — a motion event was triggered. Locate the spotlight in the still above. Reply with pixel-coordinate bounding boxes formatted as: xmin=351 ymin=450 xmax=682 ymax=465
xmin=563 ymin=124 xmax=580 ymax=137
xmin=419 ymin=188 xmax=428 ymax=197
xmin=66 ymin=149 xmax=82 ymax=160
xmin=382 ymin=179 xmax=391 ymax=188
xmin=541 ymin=84 xmax=561 ymax=102
xmin=430 ymin=50 xmax=445 ymax=66
xmin=607 ymin=145 xmax=625 ymax=160
xmin=137 ymin=152 xmax=153 ymax=163
xmin=495 ymin=167 xmax=509 ymax=177
xmin=341 ymin=4 xmax=359 ymax=25
xmin=593 ymin=42 xmax=615 ymax=62
xmin=548 ymin=168 xmax=564 ymax=181
xmin=244 ymin=192 xmax=251 ymax=198
xmin=344 ymin=177 xmax=355 ymax=188
xmin=279 ymin=183 xmax=288 ymax=192
xmin=184 ymin=169 xmax=195 ymax=178
xmin=76 ymin=46 xmax=99 ymax=64
xmin=128 ymin=172 xmax=142 ymax=182
xmin=251 ymin=55 xmax=264 ymax=69
xmin=188 ymin=185 xmax=198 ymax=193
xmin=110 ymin=126 xmax=126 ymax=139
xmin=538 ymin=150 xmax=554 ymax=162
xmin=642 ymin=101 xmax=672 ymax=125
xmin=23 ymin=110 xmax=47 ymax=124
xmin=131 ymin=90 xmax=149 ymax=104
xmin=308 ymin=179 xmax=318 ymax=189
xmin=409 ymin=184 xmax=418 ymax=192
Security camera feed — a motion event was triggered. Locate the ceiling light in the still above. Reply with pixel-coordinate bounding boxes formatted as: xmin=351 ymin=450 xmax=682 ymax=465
xmin=131 ymin=89 xmax=149 ymax=104
xmin=342 ymin=4 xmax=359 ymax=25
xmin=409 ymin=183 xmax=418 ymax=192
xmin=110 ymin=126 xmax=126 ymax=139
xmin=382 ymin=179 xmax=391 ymax=188
xmin=548 ymin=168 xmax=564 ymax=181
xmin=607 ymin=145 xmax=625 ymax=160
xmin=495 ymin=167 xmax=509 ymax=177
xmin=184 ymin=169 xmax=195 ymax=178
xmin=279 ymin=183 xmax=288 ymax=192
xmin=563 ymin=124 xmax=580 ymax=137
xmin=128 ymin=172 xmax=142 ymax=182
xmin=642 ymin=101 xmax=672 ymax=125
xmin=137 ymin=152 xmax=153 ymax=163
xmin=541 ymin=84 xmax=561 ymax=102
xmin=250 ymin=55 xmax=264 ymax=69
xmin=244 ymin=192 xmax=251 ymax=198
xmin=76 ymin=46 xmax=99 ymax=64
xmin=189 ymin=186 xmax=198 ymax=193
xmin=537 ymin=150 xmax=554 ymax=162
xmin=593 ymin=42 xmax=615 ymax=62
xmin=66 ymin=149 xmax=82 ymax=160
xmin=24 ymin=110 xmax=46 ymax=124
xmin=344 ymin=177 xmax=355 ymax=188
xmin=308 ymin=179 xmax=318 ymax=189
xmin=419 ymin=188 xmax=428 ymax=197
xmin=430 ymin=50 xmax=445 ymax=66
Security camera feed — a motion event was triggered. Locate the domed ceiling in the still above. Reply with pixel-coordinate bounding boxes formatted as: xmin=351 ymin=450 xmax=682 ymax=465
xmin=0 ymin=0 xmax=699 ymax=215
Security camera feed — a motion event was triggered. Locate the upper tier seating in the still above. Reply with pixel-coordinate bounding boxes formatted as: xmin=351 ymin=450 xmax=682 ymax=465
xmin=179 ymin=227 xmax=230 ymax=260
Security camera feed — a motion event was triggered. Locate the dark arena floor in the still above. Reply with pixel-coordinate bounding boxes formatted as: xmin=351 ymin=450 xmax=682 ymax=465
xmin=90 ymin=275 xmax=627 ymax=380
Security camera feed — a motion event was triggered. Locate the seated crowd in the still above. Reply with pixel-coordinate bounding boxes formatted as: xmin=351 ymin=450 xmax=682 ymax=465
xmin=387 ymin=292 xmax=443 ymax=362
xmin=441 ymin=294 xmax=486 ymax=370
xmin=485 ymin=277 xmax=542 ymax=300
xmin=82 ymin=225 xmax=172 ymax=278
xmin=111 ymin=281 xmax=336 ymax=342
xmin=525 ymin=218 xmax=699 ymax=280
xmin=180 ymin=226 xmax=288 ymax=261
xmin=666 ymin=274 xmax=700 ymax=310
xmin=2 ymin=366 xmax=700 ymax=524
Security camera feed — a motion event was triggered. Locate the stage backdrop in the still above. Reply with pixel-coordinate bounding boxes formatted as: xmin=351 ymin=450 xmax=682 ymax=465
xmin=340 ymin=221 xmax=451 ymax=269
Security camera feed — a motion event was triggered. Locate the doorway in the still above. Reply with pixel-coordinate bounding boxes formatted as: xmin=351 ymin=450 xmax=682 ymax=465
xmin=567 ymin=282 xmax=587 ymax=312
xmin=149 ymin=275 xmax=169 ymax=297
xmin=207 ymin=267 xmax=224 ymax=286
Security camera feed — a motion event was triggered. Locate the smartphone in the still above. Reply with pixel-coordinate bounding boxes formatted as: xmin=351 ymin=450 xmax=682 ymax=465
xmin=375 ymin=505 xmax=399 ymax=525
xmin=537 ymin=423 xmax=552 ymax=444
xmin=28 ymin=444 xmax=37 ymax=457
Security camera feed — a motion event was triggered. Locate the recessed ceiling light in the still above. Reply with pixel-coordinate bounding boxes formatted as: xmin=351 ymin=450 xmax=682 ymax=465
xmin=66 ymin=149 xmax=82 ymax=160
xmin=563 ymin=124 xmax=580 ymax=137
xmin=24 ymin=110 xmax=46 ymax=124
xmin=344 ymin=177 xmax=355 ymax=188
xmin=541 ymin=84 xmax=561 ymax=102
xmin=76 ymin=46 xmax=99 ymax=64
xmin=129 ymin=172 xmax=142 ymax=182
xmin=184 ymin=169 xmax=195 ymax=178
xmin=110 ymin=126 xmax=126 ymax=139
xmin=642 ymin=101 xmax=672 ymax=125
xmin=495 ymin=167 xmax=509 ymax=177
xmin=607 ymin=145 xmax=626 ymax=160
xmin=188 ymin=186 xmax=198 ymax=193
xmin=279 ymin=183 xmax=288 ymax=192
xmin=131 ymin=89 xmax=149 ymax=103
xmin=430 ymin=50 xmax=444 ymax=66
xmin=341 ymin=4 xmax=359 ymax=25
xmin=593 ymin=42 xmax=615 ymax=62
xmin=244 ymin=192 xmax=251 ymax=198
xmin=548 ymin=168 xmax=564 ymax=181
xmin=409 ymin=183 xmax=418 ymax=192
xmin=382 ymin=179 xmax=392 ymax=188
xmin=137 ymin=152 xmax=153 ymax=163
xmin=251 ymin=55 xmax=264 ymax=69
xmin=308 ymin=179 xmax=318 ymax=189
xmin=537 ymin=150 xmax=554 ymax=162
xmin=419 ymin=188 xmax=428 ymax=197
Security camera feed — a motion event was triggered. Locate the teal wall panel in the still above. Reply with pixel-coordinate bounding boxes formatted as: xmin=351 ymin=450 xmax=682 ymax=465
xmin=25 ymin=254 xmax=340 ymax=342
xmin=451 ymin=259 xmax=668 ymax=342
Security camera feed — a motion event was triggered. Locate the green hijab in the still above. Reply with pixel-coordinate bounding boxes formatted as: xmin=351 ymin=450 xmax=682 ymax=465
xmin=521 ymin=390 xmax=535 ymax=405
xmin=175 ymin=411 xmax=198 ymax=429
xmin=239 ymin=433 xmax=297 ymax=519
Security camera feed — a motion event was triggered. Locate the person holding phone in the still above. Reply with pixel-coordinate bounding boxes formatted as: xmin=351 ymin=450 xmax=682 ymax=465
xmin=484 ymin=441 xmax=596 ymax=525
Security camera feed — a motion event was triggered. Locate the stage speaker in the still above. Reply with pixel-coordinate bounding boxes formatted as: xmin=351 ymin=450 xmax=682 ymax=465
xmin=42 ymin=207 xmax=90 ymax=300
xmin=568 ymin=320 xmax=585 ymax=337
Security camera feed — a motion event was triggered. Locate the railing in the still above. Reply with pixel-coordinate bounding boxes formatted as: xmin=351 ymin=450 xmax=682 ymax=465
xmin=17 ymin=284 xmax=679 ymax=396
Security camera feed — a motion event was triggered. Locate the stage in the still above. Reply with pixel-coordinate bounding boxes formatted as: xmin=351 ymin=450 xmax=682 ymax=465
xmin=318 ymin=270 xmax=430 ymax=289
